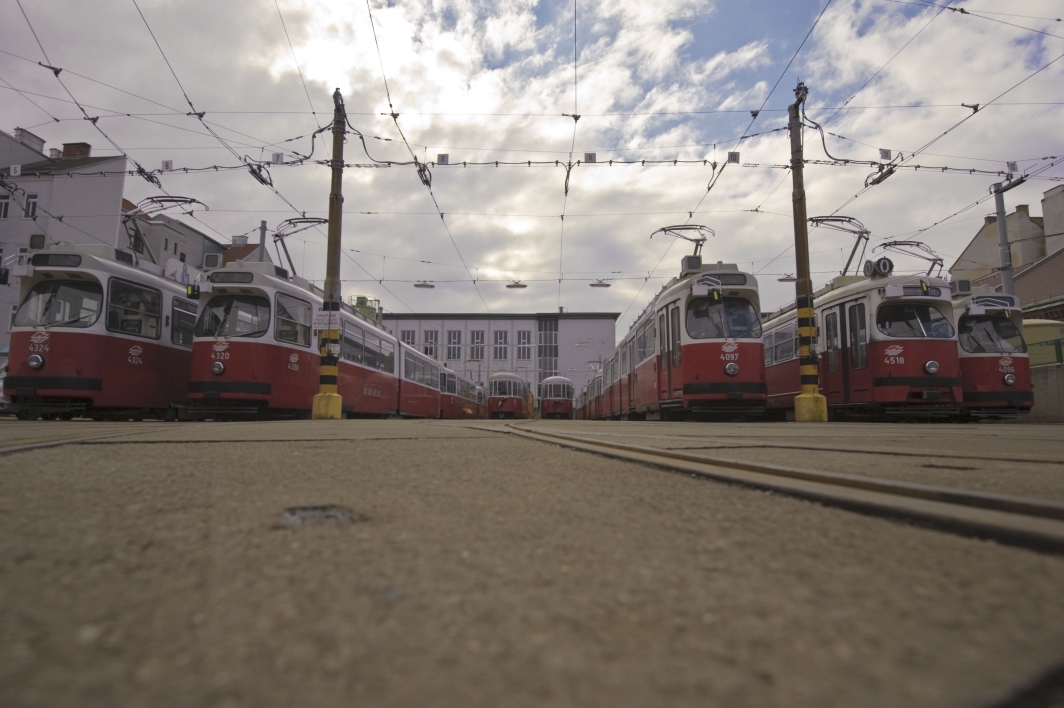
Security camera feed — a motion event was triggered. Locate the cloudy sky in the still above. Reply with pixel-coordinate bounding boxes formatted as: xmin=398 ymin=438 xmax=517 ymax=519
xmin=2 ymin=0 xmax=1062 ymax=334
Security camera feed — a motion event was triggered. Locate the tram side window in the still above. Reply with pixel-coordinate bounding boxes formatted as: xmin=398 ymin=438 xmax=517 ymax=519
xmin=764 ymin=331 xmax=774 ymax=366
xmin=430 ymin=363 xmax=441 ymax=389
xmin=171 ymin=297 xmax=198 ymax=347
xmin=363 ymin=332 xmax=381 ymax=370
xmin=342 ymin=322 xmax=364 ymax=363
xmin=275 ymin=293 xmax=312 ymax=346
xmin=773 ymin=324 xmax=795 ymax=362
xmin=659 ymin=314 xmax=667 ymax=355
xmin=825 ymin=312 xmax=840 ymax=373
xmin=636 ymin=323 xmax=647 ymax=362
xmin=446 ymin=374 xmax=457 ymax=394
xmin=404 ymin=351 xmax=416 ymax=382
xmin=670 ymin=307 xmax=682 ymax=367
xmin=848 ymin=303 xmax=868 ymax=369
xmin=621 ymin=344 xmax=628 ymax=374
xmin=107 ymin=279 xmax=161 ymax=339
xmin=379 ymin=339 xmax=395 ymax=373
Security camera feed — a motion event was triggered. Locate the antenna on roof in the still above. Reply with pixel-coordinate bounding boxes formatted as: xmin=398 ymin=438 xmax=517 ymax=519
xmin=650 ymin=224 xmax=714 ymax=257
xmin=273 ymin=217 xmax=328 ymax=277
xmin=808 ymin=215 xmax=869 ymax=276
xmin=873 ymin=240 xmax=945 ymax=277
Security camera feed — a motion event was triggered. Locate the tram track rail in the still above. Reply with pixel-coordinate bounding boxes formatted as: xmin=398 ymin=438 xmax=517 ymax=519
xmin=499 ymin=422 xmax=1064 ymax=555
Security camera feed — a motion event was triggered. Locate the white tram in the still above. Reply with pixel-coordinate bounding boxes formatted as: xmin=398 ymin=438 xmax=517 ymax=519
xmin=186 ymin=259 xmax=441 ymax=418
xmin=4 ymin=240 xmax=199 ymax=420
xmin=764 ymin=258 xmax=963 ymax=419
xmin=950 ymin=281 xmax=1032 ymax=418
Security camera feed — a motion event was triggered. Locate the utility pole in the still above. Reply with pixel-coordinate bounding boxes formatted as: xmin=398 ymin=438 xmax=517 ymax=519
xmin=257 ymin=220 xmax=267 ymax=261
xmin=991 ymin=176 xmax=1026 ymax=296
xmin=788 ymin=81 xmax=827 ymax=423
xmin=312 ymin=89 xmax=347 ymax=420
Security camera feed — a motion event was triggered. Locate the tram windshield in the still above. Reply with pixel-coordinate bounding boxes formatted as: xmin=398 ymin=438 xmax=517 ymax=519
xmin=14 ymin=280 xmax=102 ymax=329
xmin=876 ymin=303 xmax=954 ymax=339
xmin=194 ymin=295 xmax=271 ymax=338
xmin=543 ymin=382 xmax=572 ymax=399
xmin=957 ymin=315 xmax=1026 ymax=354
xmin=686 ymin=297 xmax=762 ymax=339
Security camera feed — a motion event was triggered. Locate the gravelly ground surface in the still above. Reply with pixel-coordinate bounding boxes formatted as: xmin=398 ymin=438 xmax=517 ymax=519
xmin=1 ymin=419 xmax=1063 ymax=707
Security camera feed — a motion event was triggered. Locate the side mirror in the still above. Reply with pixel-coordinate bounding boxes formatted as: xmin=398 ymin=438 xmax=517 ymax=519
xmin=186 ymin=284 xmax=200 ymax=299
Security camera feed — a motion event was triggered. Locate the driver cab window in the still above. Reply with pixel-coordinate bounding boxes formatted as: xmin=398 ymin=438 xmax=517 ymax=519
xmin=107 ymin=279 xmax=161 ymax=339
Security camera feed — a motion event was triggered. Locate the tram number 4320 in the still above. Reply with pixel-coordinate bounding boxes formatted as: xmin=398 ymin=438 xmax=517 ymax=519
xmin=211 ymin=351 xmax=230 ymax=360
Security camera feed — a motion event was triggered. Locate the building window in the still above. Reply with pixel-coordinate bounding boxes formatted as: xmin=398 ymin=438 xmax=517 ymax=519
xmin=0 ymin=195 xmax=8 ymax=219
xmin=179 ymin=253 xmax=185 ymax=263
xmin=174 ymin=243 xmax=179 ymax=255
xmin=423 ymin=329 xmax=438 ymax=358
xmin=538 ymin=319 xmax=558 ymax=380
xmin=23 ymin=194 xmax=38 ymax=219
xmin=470 ymin=330 xmax=485 ymax=360
xmin=493 ymin=330 xmax=508 ymax=360
xmin=164 ymin=238 xmax=169 ymax=251
xmin=447 ymin=330 xmax=462 ymax=360
xmin=400 ymin=329 xmax=415 ymax=346
xmin=517 ymin=330 xmax=532 ymax=360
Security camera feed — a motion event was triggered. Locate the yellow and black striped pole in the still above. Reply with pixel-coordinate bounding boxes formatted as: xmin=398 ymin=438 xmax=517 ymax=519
xmin=312 ymin=89 xmax=346 ymax=420
xmin=788 ymin=82 xmax=827 ymax=423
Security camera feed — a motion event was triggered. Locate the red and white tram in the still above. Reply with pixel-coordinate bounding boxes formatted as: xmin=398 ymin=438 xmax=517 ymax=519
xmin=540 ymin=375 xmax=574 ymax=419
xmin=5 ymin=242 xmax=198 ymax=420
xmin=951 ymin=282 xmax=1033 ymax=418
xmin=474 ymin=384 xmax=489 ymax=419
xmin=186 ymin=260 xmax=422 ymax=418
xmin=593 ymin=254 xmax=765 ymax=421
xmin=439 ymin=367 xmax=479 ymax=419
xmin=488 ymin=372 xmax=533 ymax=419
xmin=763 ymin=259 xmax=962 ymax=419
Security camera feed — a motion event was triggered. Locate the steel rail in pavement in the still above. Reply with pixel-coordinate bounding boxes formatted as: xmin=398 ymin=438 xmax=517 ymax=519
xmin=497 ymin=422 xmax=1064 ymax=555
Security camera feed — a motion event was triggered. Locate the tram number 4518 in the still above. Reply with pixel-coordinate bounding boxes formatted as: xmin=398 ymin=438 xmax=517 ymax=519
xmin=884 ymin=356 xmax=905 ymax=365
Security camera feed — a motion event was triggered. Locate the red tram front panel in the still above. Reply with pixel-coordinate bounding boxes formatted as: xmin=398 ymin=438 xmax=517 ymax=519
xmin=952 ymin=291 xmax=1033 ymax=417
xmin=8 ymin=329 xmax=189 ymax=412
xmin=188 ymin=338 xmax=317 ymax=412
xmin=675 ymin=340 xmax=766 ymax=411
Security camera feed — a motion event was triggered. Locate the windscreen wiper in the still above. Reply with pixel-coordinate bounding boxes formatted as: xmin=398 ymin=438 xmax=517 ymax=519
xmin=42 ymin=313 xmax=94 ymax=329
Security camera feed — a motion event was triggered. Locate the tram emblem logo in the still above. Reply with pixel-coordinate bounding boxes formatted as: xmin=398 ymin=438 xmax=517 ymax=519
xmin=721 ymin=343 xmax=739 ymax=353
xmin=287 ymin=352 xmax=300 ymax=371
xmin=289 ymin=353 xmax=299 ymax=364
xmin=128 ymin=346 xmax=143 ymax=357
xmin=212 ymin=342 xmax=229 ymax=353
xmin=30 ymin=332 xmax=50 ymax=344
xmin=884 ymin=345 xmax=905 ymax=357
xmin=998 ymin=357 xmax=1013 ymax=367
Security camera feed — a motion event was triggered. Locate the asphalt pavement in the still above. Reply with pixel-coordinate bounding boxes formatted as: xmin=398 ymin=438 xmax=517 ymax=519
xmin=2 ymin=418 xmax=1063 ymax=707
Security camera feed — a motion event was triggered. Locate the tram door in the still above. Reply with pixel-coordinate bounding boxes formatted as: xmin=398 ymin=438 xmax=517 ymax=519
xmin=669 ymin=304 xmax=683 ymax=400
xmin=627 ymin=340 xmax=635 ymax=414
xmin=657 ymin=310 xmax=669 ymax=401
xmin=845 ymin=299 xmax=872 ymax=402
xmin=823 ymin=298 xmax=872 ymax=405
xmin=822 ymin=308 xmax=845 ymax=405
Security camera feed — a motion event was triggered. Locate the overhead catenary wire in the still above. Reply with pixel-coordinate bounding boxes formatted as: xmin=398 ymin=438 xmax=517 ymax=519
xmin=363 ymin=0 xmax=490 ymax=314
xmin=619 ymin=0 xmax=836 ymax=324
xmin=830 ymin=47 xmax=1064 ymax=216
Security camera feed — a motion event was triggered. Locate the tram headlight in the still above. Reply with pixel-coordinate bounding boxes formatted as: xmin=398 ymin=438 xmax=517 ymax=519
xmin=924 ymin=360 xmax=940 ymax=375
xmin=724 ymin=362 xmax=739 ymax=377
xmin=211 ymin=361 xmax=225 ymax=376
xmin=27 ymin=354 xmax=44 ymax=370
xmin=1003 ymin=373 xmax=1017 ymax=386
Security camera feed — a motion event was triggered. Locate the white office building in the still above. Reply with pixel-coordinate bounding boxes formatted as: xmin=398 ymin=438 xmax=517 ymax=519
xmin=381 ymin=311 xmax=618 ymax=395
